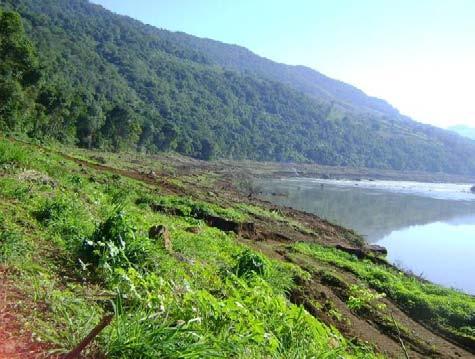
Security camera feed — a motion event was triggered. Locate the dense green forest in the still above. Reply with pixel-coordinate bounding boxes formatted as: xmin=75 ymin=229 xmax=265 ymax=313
xmin=1 ymin=0 xmax=475 ymax=175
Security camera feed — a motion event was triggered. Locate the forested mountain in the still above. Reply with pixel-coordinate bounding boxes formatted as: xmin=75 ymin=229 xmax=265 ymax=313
xmin=164 ymin=32 xmax=401 ymax=117
xmin=1 ymin=0 xmax=475 ymax=175
xmin=448 ymin=125 xmax=475 ymax=140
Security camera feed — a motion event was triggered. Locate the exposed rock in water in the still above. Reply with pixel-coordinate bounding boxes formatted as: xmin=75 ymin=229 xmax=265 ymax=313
xmin=471 ymin=185 xmax=475 ymax=194
xmin=149 ymin=225 xmax=173 ymax=252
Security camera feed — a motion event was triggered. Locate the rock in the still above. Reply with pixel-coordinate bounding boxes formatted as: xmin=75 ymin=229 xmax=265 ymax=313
xmin=186 ymin=226 xmax=201 ymax=234
xmin=366 ymin=244 xmax=387 ymax=256
xmin=335 ymin=244 xmax=365 ymax=259
xmin=147 ymin=170 xmax=157 ymax=179
xmin=205 ymin=215 xmax=241 ymax=233
xmin=148 ymin=225 xmax=173 ymax=252
xmin=471 ymin=185 xmax=475 ymax=194
xmin=240 ymin=222 xmax=256 ymax=235
xmin=204 ymin=215 xmax=256 ymax=236
xmin=336 ymin=244 xmax=388 ymax=260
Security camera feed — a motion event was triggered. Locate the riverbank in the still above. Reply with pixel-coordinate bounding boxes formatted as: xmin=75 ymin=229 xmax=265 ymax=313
xmin=1 ymin=138 xmax=474 ymax=358
xmin=255 ymin=177 xmax=475 ymax=294
xmin=214 ymin=159 xmax=475 ymax=184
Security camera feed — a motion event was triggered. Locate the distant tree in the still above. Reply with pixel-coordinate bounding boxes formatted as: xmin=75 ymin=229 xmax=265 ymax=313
xmin=154 ymin=123 xmax=179 ymax=151
xmin=137 ymin=120 xmax=156 ymax=151
xmin=101 ymin=105 xmax=141 ymax=151
xmin=76 ymin=104 xmax=106 ymax=148
xmin=199 ymin=138 xmax=215 ymax=160
xmin=0 ymin=10 xmax=39 ymax=130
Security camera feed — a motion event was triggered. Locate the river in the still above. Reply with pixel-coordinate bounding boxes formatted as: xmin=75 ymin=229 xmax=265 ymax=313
xmin=256 ymin=178 xmax=475 ymax=295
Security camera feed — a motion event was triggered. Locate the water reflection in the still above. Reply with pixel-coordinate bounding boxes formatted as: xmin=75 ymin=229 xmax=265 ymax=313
xmin=257 ymin=178 xmax=475 ymax=294
xmin=378 ymin=217 xmax=475 ymax=294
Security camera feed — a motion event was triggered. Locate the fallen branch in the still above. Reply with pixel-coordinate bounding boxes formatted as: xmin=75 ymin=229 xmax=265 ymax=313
xmin=390 ymin=313 xmax=410 ymax=359
xmin=63 ymin=314 xmax=114 ymax=359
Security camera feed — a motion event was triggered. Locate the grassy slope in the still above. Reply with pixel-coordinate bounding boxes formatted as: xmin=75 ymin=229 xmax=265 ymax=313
xmin=0 ymin=137 xmax=474 ymax=358
xmin=294 ymin=244 xmax=475 ymax=345
xmin=0 ymin=138 xmax=377 ymax=358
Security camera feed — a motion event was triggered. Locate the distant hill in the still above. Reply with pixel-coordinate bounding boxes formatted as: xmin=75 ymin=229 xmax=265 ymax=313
xmin=448 ymin=125 xmax=475 ymax=140
xmin=1 ymin=0 xmax=475 ymax=175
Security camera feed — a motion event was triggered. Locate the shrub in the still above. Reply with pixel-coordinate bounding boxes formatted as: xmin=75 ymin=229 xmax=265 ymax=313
xmin=233 ymin=249 xmax=268 ymax=278
xmin=81 ymin=211 xmax=133 ymax=271
xmin=80 ymin=210 xmax=155 ymax=275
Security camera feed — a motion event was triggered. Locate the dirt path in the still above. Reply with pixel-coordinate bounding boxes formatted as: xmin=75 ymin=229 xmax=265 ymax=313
xmin=0 ymin=269 xmax=50 ymax=359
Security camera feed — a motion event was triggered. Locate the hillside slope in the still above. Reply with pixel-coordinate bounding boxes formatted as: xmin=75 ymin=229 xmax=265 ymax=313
xmin=1 ymin=137 xmax=474 ymax=358
xmin=1 ymin=0 xmax=475 ymax=175
xmin=164 ymin=32 xmax=400 ymax=117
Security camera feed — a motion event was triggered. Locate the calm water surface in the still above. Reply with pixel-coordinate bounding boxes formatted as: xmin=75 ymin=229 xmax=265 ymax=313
xmin=256 ymin=178 xmax=475 ymax=294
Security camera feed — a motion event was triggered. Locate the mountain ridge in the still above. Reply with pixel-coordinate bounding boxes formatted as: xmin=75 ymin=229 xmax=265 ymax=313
xmin=164 ymin=30 xmax=401 ymax=117
xmin=1 ymin=0 xmax=475 ymax=175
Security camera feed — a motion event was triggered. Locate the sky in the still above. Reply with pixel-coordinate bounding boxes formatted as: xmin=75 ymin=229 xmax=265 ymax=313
xmin=90 ymin=0 xmax=475 ymax=128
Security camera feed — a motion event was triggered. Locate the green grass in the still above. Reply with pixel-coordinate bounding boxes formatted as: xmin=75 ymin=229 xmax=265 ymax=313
xmin=236 ymin=203 xmax=314 ymax=234
xmin=0 ymin=139 xmax=31 ymax=167
xmin=137 ymin=193 xmax=249 ymax=222
xmin=0 ymin=138 xmax=380 ymax=358
xmin=295 ymin=243 xmax=475 ymax=342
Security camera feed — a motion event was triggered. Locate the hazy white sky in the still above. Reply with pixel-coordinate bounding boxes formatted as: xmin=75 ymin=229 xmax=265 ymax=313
xmin=92 ymin=0 xmax=475 ymax=128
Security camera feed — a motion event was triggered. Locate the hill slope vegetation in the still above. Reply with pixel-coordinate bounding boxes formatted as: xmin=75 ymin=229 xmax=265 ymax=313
xmin=1 ymin=137 xmax=474 ymax=358
xmin=1 ymin=0 xmax=475 ymax=175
